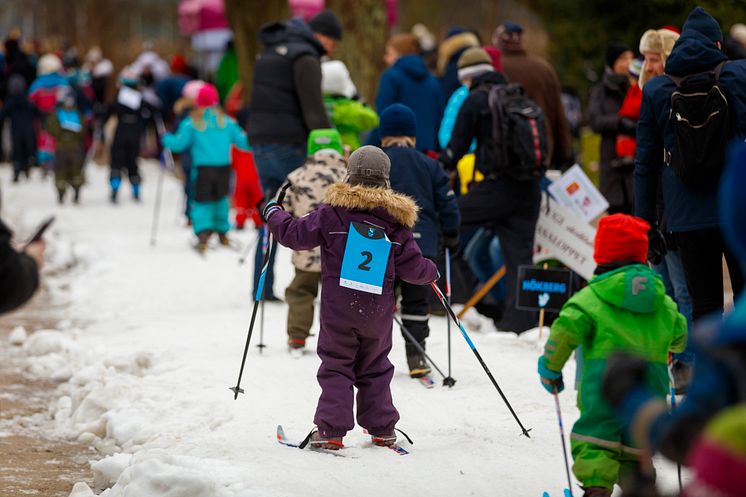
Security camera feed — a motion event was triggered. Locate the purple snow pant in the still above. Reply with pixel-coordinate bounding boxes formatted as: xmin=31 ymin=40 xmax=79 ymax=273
xmin=314 ymin=296 xmax=400 ymax=438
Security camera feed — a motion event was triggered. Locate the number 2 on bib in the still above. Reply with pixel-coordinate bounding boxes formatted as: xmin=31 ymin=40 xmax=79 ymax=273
xmin=340 ymin=222 xmax=392 ymax=295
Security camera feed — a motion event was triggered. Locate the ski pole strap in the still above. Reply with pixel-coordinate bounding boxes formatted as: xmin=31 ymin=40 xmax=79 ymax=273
xmin=396 ymin=428 xmax=414 ymax=445
xmin=298 ymin=428 xmax=316 ymax=450
xmin=445 ymin=247 xmax=452 ymax=299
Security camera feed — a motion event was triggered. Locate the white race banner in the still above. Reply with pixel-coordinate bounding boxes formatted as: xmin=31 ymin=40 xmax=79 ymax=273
xmin=534 ymin=195 xmax=596 ymax=281
xmin=548 ymin=164 xmax=609 ymax=223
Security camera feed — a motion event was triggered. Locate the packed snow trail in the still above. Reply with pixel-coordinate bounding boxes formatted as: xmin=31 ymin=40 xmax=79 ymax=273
xmin=1 ymin=162 xmax=686 ymax=496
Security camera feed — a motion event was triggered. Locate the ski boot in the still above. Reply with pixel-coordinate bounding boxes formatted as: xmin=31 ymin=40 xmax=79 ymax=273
xmin=370 ymin=432 xmax=397 ymax=447
xmin=57 ymin=188 xmax=66 ymax=204
xmin=406 ymin=341 xmax=431 ymax=378
xmin=132 ymin=183 xmax=141 ymax=202
xmin=671 ymin=360 xmax=692 ymax=395
xmin=288 ymin=337 xmax=306 ymax=359
xmin=110 ymin=177 xmax=122 ymax=204
xmin=309 ymin=431 xmax=343 ymax=450
xmin=218 ymin=232 xmax=231 ymax=247
xmin=196 ymin=231 xmax=210 ymax=254
xmin=73 ymin=187 xmax=81 ymax=204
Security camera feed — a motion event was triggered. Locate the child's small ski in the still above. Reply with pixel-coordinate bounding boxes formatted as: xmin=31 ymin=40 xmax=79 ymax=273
xmin=418 ymin=376 xmax=435 ymax=389
xmin=541 ymin=490 xmax=573 ymax=497
xmin=276 ymin=425 xmax=351 ymax=458
xmin=385 ymin=444 xmax=409 ymax=455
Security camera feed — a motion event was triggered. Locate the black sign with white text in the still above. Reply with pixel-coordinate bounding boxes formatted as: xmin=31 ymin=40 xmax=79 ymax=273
xmin=516 ymin=266 xmax=573 ymax=312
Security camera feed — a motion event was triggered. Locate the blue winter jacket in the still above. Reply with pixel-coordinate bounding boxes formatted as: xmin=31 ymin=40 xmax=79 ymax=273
xmin=634 ymin=7 xmax=746 ymax=232
xmin=163 ymin=108 xmax=249 ymax=167
xmin=375 ymin=55 xmax=443 ymax=152
xmin=385 ymin=145 xmax=460 ymax=257
xmin=438 ymin=84 xmax=475 ymax=153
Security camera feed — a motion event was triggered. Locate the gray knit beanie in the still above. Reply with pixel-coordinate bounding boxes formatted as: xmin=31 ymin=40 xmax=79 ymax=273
xmin=346 ymin=146 xmax=391 ymax=188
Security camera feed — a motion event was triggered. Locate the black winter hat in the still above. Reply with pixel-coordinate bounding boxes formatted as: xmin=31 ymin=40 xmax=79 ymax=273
xmin=309 ymin=10 xmax=343 ymax=41
xmin=605 ymin=41 xmax=631 ymax=69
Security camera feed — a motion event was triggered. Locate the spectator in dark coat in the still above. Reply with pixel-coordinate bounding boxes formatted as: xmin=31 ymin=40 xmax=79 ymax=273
xmin=635 ymin=6 xmax=746 ymax=324
xmin=376 ymin=34 xmax=443 ymax=153
xmin=247 ymin=10 xmax=340 ymax=301
xmin=440 ymin=60 xmax=540 ymax=333
xmin=381 ymin=104 xmax=460 ymax=377
xmin=495 ymin=21 xmax=572 ymax=168
xmin=0 ymin=219 xmax=43 ymax=314
xmin=588 ymin=42 xmax=635 ymax=214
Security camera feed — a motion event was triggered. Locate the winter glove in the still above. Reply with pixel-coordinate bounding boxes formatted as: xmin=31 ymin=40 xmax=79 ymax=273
xmin=537 ymin=356 xmax=564 ymax=394
xmin=601 ymin=351 xmax=648 ymax=409
xmin=618 ymin=117 xmax=638 ymax=136
xmin=648 ymin=228 xmax=668 ymax=265
xmin=441 ymin=233 xmax=460 ymax=255
xmin=261 ymin=200 xmax=283 ymax=222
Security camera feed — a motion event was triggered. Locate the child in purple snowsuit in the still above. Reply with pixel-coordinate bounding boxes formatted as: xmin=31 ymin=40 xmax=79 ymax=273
xmin=264 ymin=146 xmax=438 ymax=450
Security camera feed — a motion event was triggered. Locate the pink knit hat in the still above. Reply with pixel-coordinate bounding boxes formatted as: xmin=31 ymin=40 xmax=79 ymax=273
xmin=182 ymin=80 xmax=205 ymax=100
xmin=196 ymin=83 xmax=219 ymax=107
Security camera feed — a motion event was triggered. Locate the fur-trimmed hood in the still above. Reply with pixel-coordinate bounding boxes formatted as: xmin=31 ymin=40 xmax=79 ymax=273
xmin=324 ymin=182 xmax=419 ymax=228
xmin=437 ymin=32 xmax=479 ymax=75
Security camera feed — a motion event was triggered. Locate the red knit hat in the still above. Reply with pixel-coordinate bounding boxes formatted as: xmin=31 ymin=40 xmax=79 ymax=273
xmin=594 ymin=214 xmax=650 ymax=265
xmin=196 ymin=83 xmax=219 ymax=107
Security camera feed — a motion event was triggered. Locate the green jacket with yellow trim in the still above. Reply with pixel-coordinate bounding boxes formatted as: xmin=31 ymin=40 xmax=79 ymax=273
xmin=542 ymin=264 xmax=687 ymax=444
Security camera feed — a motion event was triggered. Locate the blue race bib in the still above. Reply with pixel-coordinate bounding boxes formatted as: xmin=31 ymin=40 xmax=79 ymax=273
xmin=339 ymin=222 xmax=392 ymax=295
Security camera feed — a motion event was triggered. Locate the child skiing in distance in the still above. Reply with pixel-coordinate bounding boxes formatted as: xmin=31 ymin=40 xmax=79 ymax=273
xmin=173 ymin=79 xmax=205 ymax=224
xmin=46 ymin=87 xmax=86 ymax=204
xmin=263 ymin=145 xmax=438 ymax=450
xmin=0 ymin=75 xmax=38 ymax=182
xmin=380 ymin=104 xmax=461 ymax=378
xmin=283 ymin=128 xmax=347 ymax=354
xmin=538 ymin=214 xmax=687 ymax=497
xmin=321 ymin=60 xmax=379 ymax=151
xmin=107 ymin=68 xmax=152 ymax=203
xmin=163 ymin=83 xmax=249 ymax=252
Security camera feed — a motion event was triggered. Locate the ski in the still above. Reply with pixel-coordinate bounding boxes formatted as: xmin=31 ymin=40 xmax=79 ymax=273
xmin=541 ymin=490 xmax=573 ymax=497
xmin=418 ymin=376 xmax=435 ymax=389
xmin=276 ymin=425 xmax=351 ymax=458
xmin=385 ymin=444 xmax=409 ymax=455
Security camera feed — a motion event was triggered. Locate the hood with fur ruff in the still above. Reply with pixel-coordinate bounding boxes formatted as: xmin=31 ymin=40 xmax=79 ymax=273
xmin=324 ymin=182 xmax=418 ymax=228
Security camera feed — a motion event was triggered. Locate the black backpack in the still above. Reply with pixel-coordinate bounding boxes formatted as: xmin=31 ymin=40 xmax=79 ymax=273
xmin=480 ymin=83 xmax=548 ymax=181
xmin=666 ymin=61 xmax=732 ymax=190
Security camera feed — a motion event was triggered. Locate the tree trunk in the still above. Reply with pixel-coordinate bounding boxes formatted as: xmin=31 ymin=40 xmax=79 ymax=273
xmin=326 ymin=0 xmax=388 ymax=105
xmin=224 ymin=0 xmax=288 ymax=104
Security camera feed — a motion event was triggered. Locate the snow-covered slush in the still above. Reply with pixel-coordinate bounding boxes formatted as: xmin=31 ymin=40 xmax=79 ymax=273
xmin=1 ymin=162 xmax=686 ymax=496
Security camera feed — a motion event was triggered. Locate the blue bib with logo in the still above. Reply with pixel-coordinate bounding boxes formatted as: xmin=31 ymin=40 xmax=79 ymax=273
xmin=340 ymin=222 xmax=392 ymax=295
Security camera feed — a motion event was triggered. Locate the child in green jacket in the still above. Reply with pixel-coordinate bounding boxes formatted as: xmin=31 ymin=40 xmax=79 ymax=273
xmin=538 ymin=214 xmax=687 ymax=497
xmin=321 ymin=60 xmax=378 ymax=151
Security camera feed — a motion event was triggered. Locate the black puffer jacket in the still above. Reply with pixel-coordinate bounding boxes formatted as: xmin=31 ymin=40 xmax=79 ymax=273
xmin=0 ymin=220 xmax=39 ymax=314
xmin=440 ymin=71 xmax=522 ymax=178
xmin=588 ymin=70 xmax=634 ymax=213
xmin=247 ymin=18 xmax=330 ymax=145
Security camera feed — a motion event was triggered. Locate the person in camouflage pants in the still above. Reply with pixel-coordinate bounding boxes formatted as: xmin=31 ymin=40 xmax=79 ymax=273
xmin=283 ymin=129 xmax=347 ymax=352
xmin=538 ymin=214 xmax=687 ymax=497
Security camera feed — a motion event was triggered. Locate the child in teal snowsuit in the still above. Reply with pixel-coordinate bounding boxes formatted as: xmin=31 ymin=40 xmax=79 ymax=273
xmin=162 ymin=84 xmax=248 ymax=251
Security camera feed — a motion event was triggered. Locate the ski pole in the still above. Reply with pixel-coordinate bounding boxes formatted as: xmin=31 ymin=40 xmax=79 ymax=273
xmin=257 ymin=224 xmax=269 ymax=353
xmin=230 ymin=182 xmax=291 ymax=399
xmin=150 ymin=114 xmax=173 ymax=247
xmin=668 ymin=359 xmax=683 ymax=492
xmin=444 ymin=248 xmax=456 ymax=387
xmin=553 ymin=388 xmax=574 ymax=497
xmin=430 ymin=281 xmax=532 ymax=437
xmin=394 ymin=314 xmax=453 ymax=384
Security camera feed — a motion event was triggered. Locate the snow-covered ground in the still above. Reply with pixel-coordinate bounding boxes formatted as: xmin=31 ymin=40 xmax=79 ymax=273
xmin=1 ymin=161 xmax=686 ymax=497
